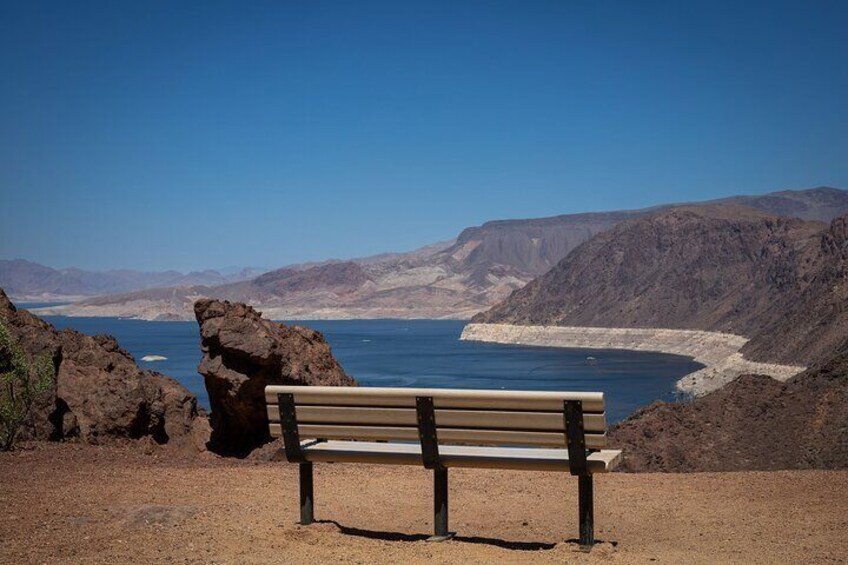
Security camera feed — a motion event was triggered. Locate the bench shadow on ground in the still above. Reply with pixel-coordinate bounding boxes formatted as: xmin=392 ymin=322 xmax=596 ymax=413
xmin=315 ymin=520 xmax=612 ymax=551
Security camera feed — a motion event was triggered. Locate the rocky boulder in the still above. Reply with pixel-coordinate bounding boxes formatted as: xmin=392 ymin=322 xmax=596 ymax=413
xmin=194 ymin=299 xmax=355 ymax=456
xmin=0 ymin=288 xmax=208 ymax=451
xmin=609 ymin=342 xmax=848 ymax=472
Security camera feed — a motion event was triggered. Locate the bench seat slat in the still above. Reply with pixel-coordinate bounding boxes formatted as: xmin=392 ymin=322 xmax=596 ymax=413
xmin=267 ymin=405 xmax=607 ymax=433
xmin=265 ymin=386 xmax=605 ymax=413
xmin=269 ymin=423 xmax=608 ymax=449
xmin=300 ymin=440 xmax=622 ymax=473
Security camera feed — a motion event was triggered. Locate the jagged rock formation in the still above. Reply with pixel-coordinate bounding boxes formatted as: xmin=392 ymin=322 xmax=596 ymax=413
xmin=0 ymin=288 xmax=207 ymax=450
xmin=739 ymin=213 xmax=848 ymax=365
xmin=475 ymin=206 xmax=848 ymax=367
xmin=609 ymin=342 xmax=848 ymax=472
xmin=194 ymin=299 xmax=355 ymax=456
xmin=36 ymin=187 xmax=848 ymax=321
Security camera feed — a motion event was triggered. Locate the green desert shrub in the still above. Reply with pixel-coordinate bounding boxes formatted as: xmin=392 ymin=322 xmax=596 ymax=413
xmin=0 ymin=317 xmax=54 ymax=451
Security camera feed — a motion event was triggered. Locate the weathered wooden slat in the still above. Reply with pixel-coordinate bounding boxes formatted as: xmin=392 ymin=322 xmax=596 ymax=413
xmin=269 ymin=423 xmax=607 ymax=449
xmin=264 ymin=386 xmax=605 ymax=412
xmin=266 ymin=405 xmax=608 ymax=433
xmin=298 ymin=440 xmax=622 ymax=473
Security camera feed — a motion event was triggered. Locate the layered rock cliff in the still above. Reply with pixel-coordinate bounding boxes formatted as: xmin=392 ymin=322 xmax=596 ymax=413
xmin=194 ymin=299 xmax=355 ymax=456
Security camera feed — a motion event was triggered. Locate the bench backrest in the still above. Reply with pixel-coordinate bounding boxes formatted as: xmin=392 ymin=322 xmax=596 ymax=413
xmin=265 ymin=386 xmax=607 ymax=449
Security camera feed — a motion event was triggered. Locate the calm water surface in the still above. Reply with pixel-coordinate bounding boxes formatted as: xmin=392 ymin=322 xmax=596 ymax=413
xmin=37 ymin=315 xmax=702 ymax=422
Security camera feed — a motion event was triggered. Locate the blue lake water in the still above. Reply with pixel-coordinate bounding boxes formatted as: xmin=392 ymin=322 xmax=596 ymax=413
xmin=34 ymin=313 xmax=702 ymax=423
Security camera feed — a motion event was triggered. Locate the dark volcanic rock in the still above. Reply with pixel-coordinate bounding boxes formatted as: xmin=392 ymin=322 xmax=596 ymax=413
xmin=476 ymin=206 xmax=848 ymax=366
xmin=609 ymin=344 xmax=848 ymax=472
xmin=474 ymin=205 xmax=819 ymax=332
xmin=194 ymin=299 xmax=355 ymax=456
xmin=740 ymin=213 xmax=848 ymax=365
xmin=0 ymin=288 xmax=207 ymax=450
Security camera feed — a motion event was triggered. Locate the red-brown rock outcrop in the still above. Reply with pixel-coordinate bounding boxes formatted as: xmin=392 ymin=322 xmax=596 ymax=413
xmin=609 ymin=342 xmax=848 ymax=472
xmin=194 ymin=299 xmax=355 ymax=456
xmin=0 ymin=288 xmax=207 ymax=450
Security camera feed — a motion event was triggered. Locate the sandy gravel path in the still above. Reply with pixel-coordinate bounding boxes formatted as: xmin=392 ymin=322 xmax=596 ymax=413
xmin=1 ymin=443 xmax=846 ymax=564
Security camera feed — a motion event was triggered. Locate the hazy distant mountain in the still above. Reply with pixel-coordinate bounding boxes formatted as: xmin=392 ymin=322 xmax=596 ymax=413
xmin=32 ymin=186 xmax=848 ymax=320
xmin=474 ymin=204 xmax=848 ymax=366
xmin=0 ymin=259 xmax=264 ymax=300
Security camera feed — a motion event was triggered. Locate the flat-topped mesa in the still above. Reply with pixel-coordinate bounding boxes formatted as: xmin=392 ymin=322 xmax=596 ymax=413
xmin=194 ymin=298 xmax=355 ymax=456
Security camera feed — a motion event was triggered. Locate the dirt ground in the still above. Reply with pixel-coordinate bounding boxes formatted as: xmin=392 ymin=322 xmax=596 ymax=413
xmin=1 ymin=443 xmax=847 ymax=564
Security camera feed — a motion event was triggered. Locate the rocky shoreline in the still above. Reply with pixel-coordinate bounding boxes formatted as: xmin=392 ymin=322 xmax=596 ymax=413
xmin=460 ymin=323 xmax=805 ymax=395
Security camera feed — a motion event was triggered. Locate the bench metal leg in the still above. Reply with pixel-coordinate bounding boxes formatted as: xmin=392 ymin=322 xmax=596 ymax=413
xmin=428 ymin=468 xmax=454 ymax=541
xmin=300 ymin=462 xmax=314 ymax=525
xmin=578 ymin=474 xmax=594 ymax=546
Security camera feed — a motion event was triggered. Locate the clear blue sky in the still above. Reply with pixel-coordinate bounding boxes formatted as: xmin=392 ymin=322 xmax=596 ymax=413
xmin=1 ymin=1 xmax=846 ymax=271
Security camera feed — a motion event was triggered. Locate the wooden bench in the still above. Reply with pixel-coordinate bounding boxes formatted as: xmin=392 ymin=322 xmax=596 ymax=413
xmin=265 ymin=385 xmax=622 ymax=545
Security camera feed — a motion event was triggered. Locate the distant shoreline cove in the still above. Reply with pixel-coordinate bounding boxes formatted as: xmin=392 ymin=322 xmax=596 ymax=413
xmin=460 ymin=323 xmax=805 ymax=396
